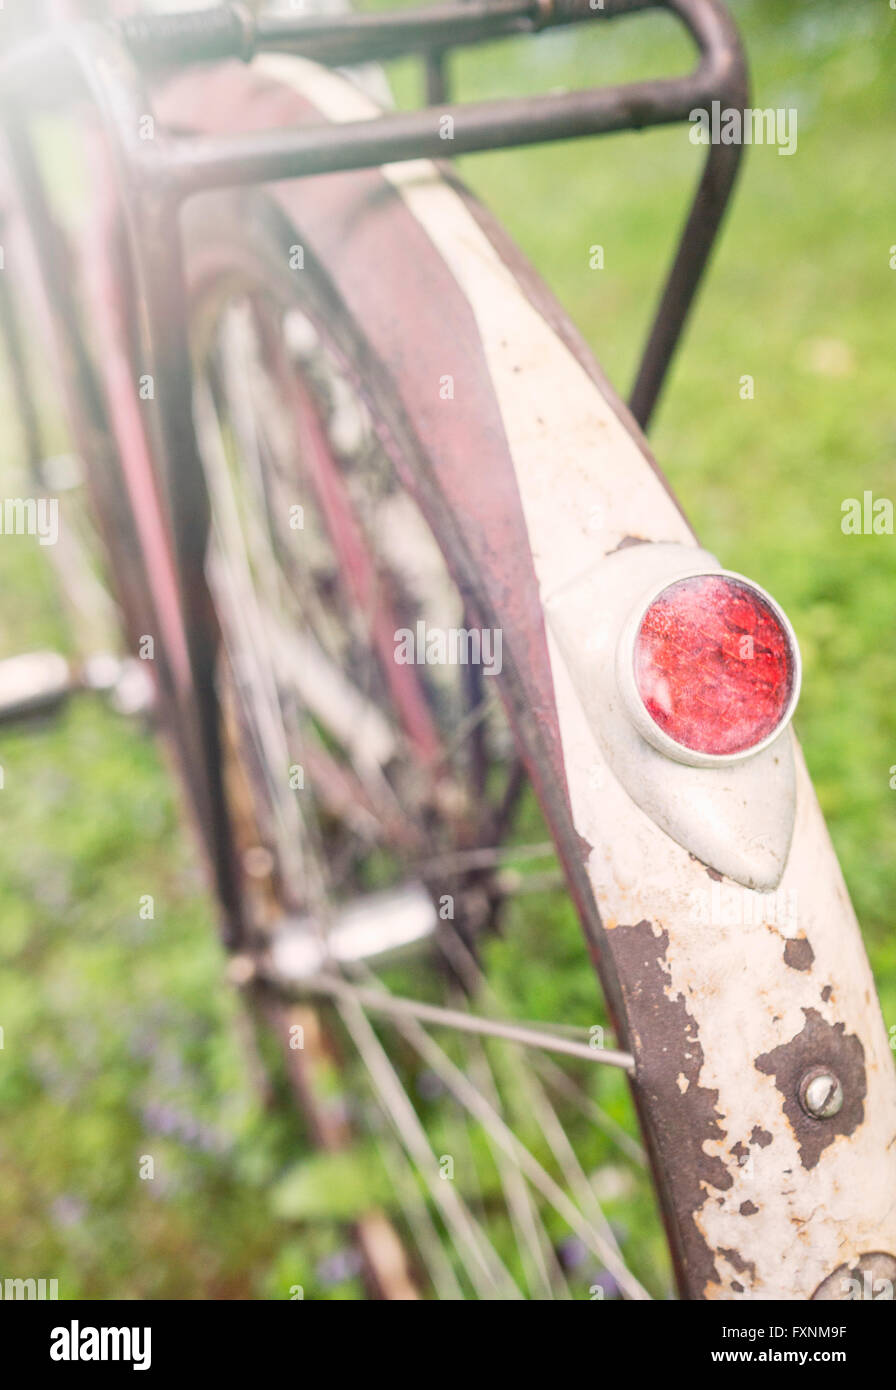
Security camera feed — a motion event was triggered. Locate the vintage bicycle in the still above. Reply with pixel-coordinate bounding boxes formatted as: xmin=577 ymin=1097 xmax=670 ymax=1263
xmin=1 ymin=0 xmax=894 ymax=1300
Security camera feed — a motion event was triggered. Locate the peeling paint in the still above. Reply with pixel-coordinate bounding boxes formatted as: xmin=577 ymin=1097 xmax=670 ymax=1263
xmin=783 ymin=938 xmax=814 ymax=972
xmin=720 ymin=1246 xmax=757 ymax=1283
xmin=612 ymin=919 xmax=730 ymax=1290
xmin=755 ymin=1009 xmax=866 ymax=1169
xmin=605 ymin=534 xmax=649 ymax=555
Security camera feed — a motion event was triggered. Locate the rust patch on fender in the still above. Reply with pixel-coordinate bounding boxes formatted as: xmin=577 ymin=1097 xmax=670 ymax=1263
xmin=605 ymin=534 xmax=648 ymax=555
xmin=754 ymin=1008 xmax=866 ymax=1169
xmin=783 ymin=938 xmax=814 ymax=972
xmin=611 ymin=919 xmax=730 ymax=1293
xmin=750 ymin=1126 xmax=773 ymax=1148
xmin=720 ymin=1247 xmax=757 ymax=1284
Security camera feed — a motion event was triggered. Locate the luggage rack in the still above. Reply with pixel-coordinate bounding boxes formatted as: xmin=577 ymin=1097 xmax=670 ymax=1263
xmin=2 ymin=0 xmax=748 ymax=431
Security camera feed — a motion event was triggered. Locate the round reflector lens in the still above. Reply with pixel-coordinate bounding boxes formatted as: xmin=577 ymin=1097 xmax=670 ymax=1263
xmin=633 ymin=574 xmax=795 ymax=756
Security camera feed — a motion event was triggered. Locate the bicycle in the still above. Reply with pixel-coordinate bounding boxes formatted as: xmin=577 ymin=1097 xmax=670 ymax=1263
xmin=1 ymin=0 xmax=894 ymax=1300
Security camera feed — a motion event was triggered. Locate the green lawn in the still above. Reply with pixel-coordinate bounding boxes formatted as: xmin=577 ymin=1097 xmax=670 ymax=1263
xmin=0 ymin=0 xmax=893 ymax=1298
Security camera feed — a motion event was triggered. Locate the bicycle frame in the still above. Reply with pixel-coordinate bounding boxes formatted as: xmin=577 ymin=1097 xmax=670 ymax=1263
xmin=4 ymin=1 xmax=895 ymax=1301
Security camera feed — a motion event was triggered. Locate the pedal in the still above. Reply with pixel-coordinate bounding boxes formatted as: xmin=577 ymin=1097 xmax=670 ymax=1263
xmin=0 ymin=651 xmax=154 ymax=725
xmin=0 ymin=651 xmax=73 ymax=722
xmin=268 ymin=882 xmax=438 ymax=983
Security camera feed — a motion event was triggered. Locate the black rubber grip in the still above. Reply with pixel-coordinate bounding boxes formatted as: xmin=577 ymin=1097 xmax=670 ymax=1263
xmin=116 ymin=5 xmax=252 ymax=70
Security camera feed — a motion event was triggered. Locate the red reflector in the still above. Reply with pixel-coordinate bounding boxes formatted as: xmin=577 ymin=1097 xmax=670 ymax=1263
xmin=633 ymin=575 xmax=795 ymax=756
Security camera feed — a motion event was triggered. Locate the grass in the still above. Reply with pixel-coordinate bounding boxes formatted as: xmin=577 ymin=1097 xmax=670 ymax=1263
xmin=0 ymin=0 xmax=893 ymax=1299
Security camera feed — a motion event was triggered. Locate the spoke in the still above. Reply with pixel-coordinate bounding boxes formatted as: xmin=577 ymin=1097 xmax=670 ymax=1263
xmin=297 ymin=738 xmax=419 ymax=851
xmin=212 ymin=324 xmax=415 ymax=847
xmin=414 ymin=841 xmax=557 ymax=875
xmin=292 ymin=972 xmax=635 ymax=1072
xmin=438 ymin=927 xmax=640 ymax=1288
xmin=346 ymin=976 xmax=650 ymax=1300
xmin=465 ymin=1037 xmax=573 ymax=1301
xmin=335 ymin=993 xmax=524 ymax=1300
xmin=257 ymin=302 xmax=443 ymax=763
xmin=534 ymin=1058 xmax=648 ymax=1168
xmin=461 ymin=634 xmax=488 ymax=796
xmin=47 ymin=499 xmax=121 ymax=656
xmin=262 ymin=615 xmax=398 ymax=775
xmin=439 ymin=688 xmax=495 ymax=766
xmin=494 ymin=867 xmax=566 ymax=896
xmin=218 ymin=301 xmax=436 ymax=861
xmin=438 ymin=870 xmax=647 ymax=1169
xmin=501 ymin=1048 xmax=628 ymax=1280
xmin=197 ymin=376 xmax=310 ymax=896
xmin=490 ymin=754 xmax=528 ymax=844
xmin=373 ymin=1128 xmax=466 ymax=1302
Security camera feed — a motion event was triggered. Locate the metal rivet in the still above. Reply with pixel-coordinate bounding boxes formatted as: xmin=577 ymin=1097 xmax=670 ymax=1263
xmin=799 ymin=1068 xmax=844 ymax=1119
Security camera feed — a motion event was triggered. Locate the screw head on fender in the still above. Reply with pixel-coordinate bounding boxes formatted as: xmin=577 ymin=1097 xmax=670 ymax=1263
xmin=799 ymin=1068 xmax=844 ymax=1120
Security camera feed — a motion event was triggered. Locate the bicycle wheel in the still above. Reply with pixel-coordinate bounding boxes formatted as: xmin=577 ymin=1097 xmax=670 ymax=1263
xmin=148 ymin=54 xmax=896 ymax=1301
xmin=177 ymin=177 xmax=664 ymax=1300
